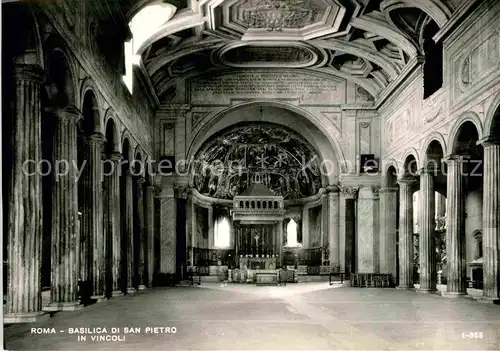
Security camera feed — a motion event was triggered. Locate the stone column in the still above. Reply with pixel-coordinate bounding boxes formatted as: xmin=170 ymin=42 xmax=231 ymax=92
xmin=5 ymin=65 xmax=49 ymax=323
xmin=302 ymin=205 xmax=309 ymax=248
xmin=157 ymin=186 xmax=176 ymax=274
xmin=397 ymin=178 xmax=415 ymax=290
xmin=418 ymin=169 xmax=437 ymax=293
xmin=136 ymin=177 xmax=146 ymax=290
xmin=124 ymin=168 xmax=136 ymax=294
xmin=44 ymin=107 xmax=84 ymax=311
xmin=328 ymin=186 xmax=340 ymax=270
xmin=87 ymin=133 xmax=106 ymax=301
xmin=278 ymin=220 xmax=284 ymax=267
xmin=357 ymin=186 xmax=379 ymax=273
xmin=480 ymin=138 xmax=500 ymax=302
xmin=145 ymin=183 xmax=155 ymax=287
xmin=339 ymin=193 xmax=346 ymax=273
xmin=379 ymin=186 xmax=398 ymax=283
xmin=208 ymin=204 xmax=214 ymax=249
xmin=444 ymin=155 xmax=467 ymax=296
xmin=108 ymin=152 xmax=123 ymax=296
xmin=321 ymin=192 xmax=327 ymax=265
xmin=341 ymin=186 xmax=358 ymax=275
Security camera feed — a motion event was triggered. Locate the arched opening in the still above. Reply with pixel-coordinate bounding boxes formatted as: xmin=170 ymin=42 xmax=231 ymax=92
xmin=286 ymin=219 xmax=300 ymax=248
xmin=400 ymin=154 xmax=420 ymax=287
xmin=214 ymin=216 xmax=231 ymax=248
xmin=41 ymin=50 xmax=76 ymax=300
xmin=77 ymin=90 xmax=98 ymax=299
xmin=103 ymin=118 xmax=119 ymax=296
xmin=46 ymin=50 xmax=74 ymax=108
xmin=450 ymin=121 xmax=483 ymax=291
xmin=385 ymin=165 xmax=400 ymax=286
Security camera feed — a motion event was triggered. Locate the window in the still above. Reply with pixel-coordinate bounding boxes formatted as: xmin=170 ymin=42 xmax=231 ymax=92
xmin=214 ymin=216 xmax=231 ymax=248
xmin=124 ymin=2 xmax=176 ymax=93
xmin=286 ymin=219 xmax=301 ymax=247
xmin=423 ymin=20 xmax=443 ymax=99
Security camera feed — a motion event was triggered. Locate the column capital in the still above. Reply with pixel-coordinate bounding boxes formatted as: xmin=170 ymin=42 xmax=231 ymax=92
xmin=398 ymin=177 xmax=416 ymax=186
xmin=326 ymin=185 xmax=340 ymax=193
xmin=46 ymin=106 xmax=82 ymax=124
xmin=153 ymin=185 xmax=163 ymax=197
xmin=478 ymin=136 xmax=500 ymax=148
xmin=13 ymin=64 xmax=45 ymax=83
xmin=174 ymin=186 xmax=191 ymax=199
xmin=443 ymin=154 xmax=471 ymax=164
xmin=137 ymin=177 xmax=146 ymax=185
xmin=108 ymin=152 xmax=122 ymax=162
xmin=340 ymin=186 xmax=359 ymax=199
xmin=88 ymin=132 xmax=106 ymax=146
xmin=418 ymin=166 xmax=437 ymax=176
xmin=371 ymin=185 xmax=381 ymax=199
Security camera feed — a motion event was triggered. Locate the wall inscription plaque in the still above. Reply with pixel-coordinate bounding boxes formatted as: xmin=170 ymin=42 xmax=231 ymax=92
xmin=189 ymin=71 xmax=345 ymax=105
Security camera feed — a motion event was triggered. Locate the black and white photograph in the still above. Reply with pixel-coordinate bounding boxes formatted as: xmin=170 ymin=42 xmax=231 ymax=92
xmin=1 ymin=0 xmax=500 ymax=349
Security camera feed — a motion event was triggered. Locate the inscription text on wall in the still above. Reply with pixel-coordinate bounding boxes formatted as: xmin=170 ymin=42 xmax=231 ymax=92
xmin=189 ymin=71 xmax=345 ymax=105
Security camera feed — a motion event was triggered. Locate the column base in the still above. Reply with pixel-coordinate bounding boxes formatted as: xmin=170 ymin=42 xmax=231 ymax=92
xmin=90 ymin=295 xmax=107 ymax=303
xmin=475 ymin=296 xmax=500 ymax=304
xmin=396 ymin=285 xmax=415 ymax=290
xmin=442 ymin=291 xmax=468 ymax=298
xmin=417 ymin=288 xmax=438 ymax=294
xmin=43 ymin=302 xmax=84 ymax=312
xmin=111 ymin=290 xmax=124 ymax=297
xmin=138 ymin=285 xmax=147 ymax=290
xmin=126 ymin=287 xmax=137 ymax=294
xmin=4 ymin=311 xmax=50 ymax=323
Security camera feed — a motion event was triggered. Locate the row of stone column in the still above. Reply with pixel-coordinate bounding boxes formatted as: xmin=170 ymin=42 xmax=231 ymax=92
xmin=394 ymin=144 xmax=500 ymax=301
xmin=5 ymin=64 xmax=156 ymax=323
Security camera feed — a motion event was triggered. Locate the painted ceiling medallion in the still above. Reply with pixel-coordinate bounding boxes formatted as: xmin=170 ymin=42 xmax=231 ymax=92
xmin=238 ymin=0 xmax=320 ymax=31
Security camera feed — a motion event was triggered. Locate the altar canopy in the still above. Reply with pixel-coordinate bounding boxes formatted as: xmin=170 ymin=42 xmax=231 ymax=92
xmin=232 ymin=177 xmax=286 ymax=268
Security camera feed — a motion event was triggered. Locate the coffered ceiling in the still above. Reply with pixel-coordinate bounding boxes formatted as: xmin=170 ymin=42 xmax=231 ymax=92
xmin=120 ymin=0 xmax=460 ymax=103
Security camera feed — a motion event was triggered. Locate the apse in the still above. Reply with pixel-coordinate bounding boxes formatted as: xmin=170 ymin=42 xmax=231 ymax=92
xmin=191 ymin=122 xmax=323 ymax=200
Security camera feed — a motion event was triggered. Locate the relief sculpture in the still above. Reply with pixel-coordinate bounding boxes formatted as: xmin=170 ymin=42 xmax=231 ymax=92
xmin=239 ymin=0 xmax=320 ymax=31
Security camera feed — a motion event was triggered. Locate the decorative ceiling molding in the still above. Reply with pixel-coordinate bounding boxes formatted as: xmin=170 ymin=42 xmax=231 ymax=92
xmin=214 ymin=41 xmax=327 ymax=68
xmin=120 ymin=0 xmax=460 ymax=104
xmin=381 ymin=0 xmax=452 ymax=28
xmin=137 ymin=11 xmax=205 ymax=55
xmin=204 ymin=0 xmax=349 ymax=41
xmin=310 ymin=38 xmax=401 ymax=79
xmin=351 ymin=12 xmax=419 ymax=56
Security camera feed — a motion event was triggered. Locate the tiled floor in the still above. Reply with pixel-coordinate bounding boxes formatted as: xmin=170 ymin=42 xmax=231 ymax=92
xmin=4 ymin=283 xmax=500 ymax=350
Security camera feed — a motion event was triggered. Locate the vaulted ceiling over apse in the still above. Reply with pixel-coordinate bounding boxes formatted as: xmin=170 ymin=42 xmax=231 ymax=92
xmin=121 ymin=0 xmax=457 ymax=104
xmin=192 ymin=123 xmax=323 ymax=199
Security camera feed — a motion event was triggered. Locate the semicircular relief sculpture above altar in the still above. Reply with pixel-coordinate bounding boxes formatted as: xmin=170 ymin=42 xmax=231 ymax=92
xmin=192 ymin=123 xmax=323 ymax=200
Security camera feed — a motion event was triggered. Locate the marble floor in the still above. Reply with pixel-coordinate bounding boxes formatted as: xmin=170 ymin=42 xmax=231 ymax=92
xmin=3 ymin=283 xmax=500 ymax=350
